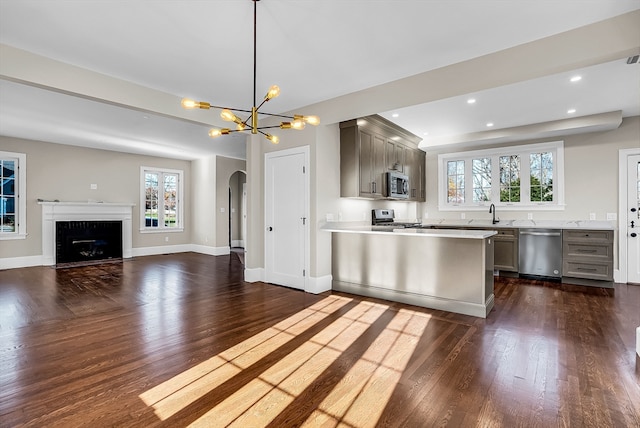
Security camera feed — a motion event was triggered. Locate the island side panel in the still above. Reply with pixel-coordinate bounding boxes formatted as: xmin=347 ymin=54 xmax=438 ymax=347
xmin=331 ymin=232 xmax=494 ymax=317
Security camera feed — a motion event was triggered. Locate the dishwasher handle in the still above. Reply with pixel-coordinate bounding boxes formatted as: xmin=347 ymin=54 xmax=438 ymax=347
xmin=520 ymin=231 xmax=561 ymax=237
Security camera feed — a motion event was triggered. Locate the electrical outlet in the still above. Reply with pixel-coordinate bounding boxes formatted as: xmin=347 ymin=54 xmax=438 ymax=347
xmin=90 ymin=183 xmax=97 ymax=190
xmin=220 ymin=207 xmax=225 ymax=213
xmin=606 ymin=213 xmax=617 ymax=221
xmin=589 ymin=213 xmax=596 ymax=220
xmin=527 ymin=213 xmax=533 ymax=220
xmin=460 ymin=213 xmax=465 ymax=219
xmin=326 ymin=213 xmax=334 ymax=222
xmin=164 ymin=236 xmax=169 ymax=242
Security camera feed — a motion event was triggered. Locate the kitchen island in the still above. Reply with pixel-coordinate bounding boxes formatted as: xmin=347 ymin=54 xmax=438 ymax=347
xmin=323 ymin=224 xmax=497 ymax=318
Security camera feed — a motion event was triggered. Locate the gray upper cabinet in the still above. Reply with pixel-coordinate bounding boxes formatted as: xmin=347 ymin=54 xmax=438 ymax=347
xmin=405 ymin=148 xmax=426 ymax=202
xmin=340 ymin=115 xmax=423 ymax=200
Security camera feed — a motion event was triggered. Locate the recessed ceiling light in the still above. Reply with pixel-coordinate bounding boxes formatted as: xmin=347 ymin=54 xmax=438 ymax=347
xmin=567 ymin=109 xmax=576 ymax=114
xmin=467 ymin=98 xmax=476 ymax=104
xmin=392 ymin=113 xmax=399 ymax=118
xmin=570 ymin=75 xmax=582 ymax=82
xmin=486 ymin=122 xmax=494 ymax=127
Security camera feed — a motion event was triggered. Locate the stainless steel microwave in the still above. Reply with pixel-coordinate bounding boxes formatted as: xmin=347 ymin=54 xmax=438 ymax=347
xmin=386 ymin=171 xmax=409 ymax=199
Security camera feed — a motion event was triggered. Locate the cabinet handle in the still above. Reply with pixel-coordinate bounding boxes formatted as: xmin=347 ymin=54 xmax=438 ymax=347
xmin=577 ymin=267 xmax=598 ymax=272
xmin=577 ymin=249 xmax=597 ymax=253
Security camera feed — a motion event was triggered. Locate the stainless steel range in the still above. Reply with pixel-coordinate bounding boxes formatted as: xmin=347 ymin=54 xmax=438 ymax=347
xmin=371 ymin=209 xmax=421 ymax=228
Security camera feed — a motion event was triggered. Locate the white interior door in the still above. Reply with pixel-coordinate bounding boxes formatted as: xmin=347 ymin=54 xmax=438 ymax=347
xmin=265 ymin=147 xmax=309 ymax=290
xmin=627 ymin=154 xmax=640 ymax=284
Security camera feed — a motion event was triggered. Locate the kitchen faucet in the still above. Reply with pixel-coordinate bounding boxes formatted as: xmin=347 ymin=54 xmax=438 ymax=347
xmin=489 ymin=203 xmax=499 ymax=224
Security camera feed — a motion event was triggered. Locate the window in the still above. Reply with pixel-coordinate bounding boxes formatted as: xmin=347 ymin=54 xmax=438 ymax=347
xmin=447 ymin=160 xmax=465 ymax=203
xmin=140 ymin=167 xmax=184 ymax=231
xmin=438 ymin=141 xmax=564 ymax=210
xmin=472 ymin=158 xmax=491 ymax=202
xmin=0 ymin=151 xmax=26 ymax=240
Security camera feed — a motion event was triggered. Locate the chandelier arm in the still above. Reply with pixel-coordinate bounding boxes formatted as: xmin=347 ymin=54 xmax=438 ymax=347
xmin=255 ymin=125 xmax=282 ymax=130
xmin=254 ymin=112 xmax=295 ymax=120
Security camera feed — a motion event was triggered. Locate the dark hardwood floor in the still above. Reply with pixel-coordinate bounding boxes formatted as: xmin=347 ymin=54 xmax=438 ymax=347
xmin=0 ymin=252 xmax=638 ymax=427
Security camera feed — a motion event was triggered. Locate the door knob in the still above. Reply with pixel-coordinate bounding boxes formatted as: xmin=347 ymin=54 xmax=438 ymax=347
xmin=631 ymin=233 xmax=637 ymax=238
xmin=267 ymin=226 xmax=273 ymax=231
xmin=632 ymin=221 xmax=636 ymax=228
xmin=632 ymin=208 xmax=637 ymax=213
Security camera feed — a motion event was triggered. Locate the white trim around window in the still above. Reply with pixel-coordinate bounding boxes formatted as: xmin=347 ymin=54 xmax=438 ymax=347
xmin=0 ymin=151 xmax=27 ymax=240
xmin=139 ymin=166 xmax=184 ymax=232
xmin=437 ymin=141 xmax=565 ymax=211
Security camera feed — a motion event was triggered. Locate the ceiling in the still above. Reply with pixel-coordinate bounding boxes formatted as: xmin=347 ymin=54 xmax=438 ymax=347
xmin=1 ymin=1 xmax=639 ymax=160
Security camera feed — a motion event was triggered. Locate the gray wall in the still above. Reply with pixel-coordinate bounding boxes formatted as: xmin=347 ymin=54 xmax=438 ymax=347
xmin=0 ymin=136 xmax=191 ymax=259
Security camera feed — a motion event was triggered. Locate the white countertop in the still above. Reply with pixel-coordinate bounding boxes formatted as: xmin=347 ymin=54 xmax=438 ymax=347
xmin=320 ymin=222 xmax=497 ymax=239
xmin=423 ymin=219 xmax=614 ymax=230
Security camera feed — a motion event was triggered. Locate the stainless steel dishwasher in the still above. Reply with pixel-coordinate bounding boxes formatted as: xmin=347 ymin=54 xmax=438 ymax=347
xmin=519 ymin=229 xmax=562 ymax=279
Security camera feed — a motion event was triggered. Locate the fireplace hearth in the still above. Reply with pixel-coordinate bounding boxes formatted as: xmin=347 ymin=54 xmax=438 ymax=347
xmin=56 ymin=221 xmax=123 ymax=266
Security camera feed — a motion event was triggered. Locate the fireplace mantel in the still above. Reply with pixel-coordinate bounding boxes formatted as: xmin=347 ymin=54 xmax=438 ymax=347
xmin=40 ymin=201 xmax=134 ymax=266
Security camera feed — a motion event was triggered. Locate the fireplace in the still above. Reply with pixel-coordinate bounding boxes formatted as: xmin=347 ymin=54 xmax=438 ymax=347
xmin=56 ymin=221 xmax=123 ymax=266
xmin=40 ymin=201 xmax=134 ymax=266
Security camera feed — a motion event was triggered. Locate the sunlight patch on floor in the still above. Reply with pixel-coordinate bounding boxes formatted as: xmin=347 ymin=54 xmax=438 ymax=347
xmin=189 ymin=300 xmax=389 ymax=427
xmin=302 ymin=308 xmax=429 ymax=427
xmin=139 ymin=295 xmax=353 ymax=420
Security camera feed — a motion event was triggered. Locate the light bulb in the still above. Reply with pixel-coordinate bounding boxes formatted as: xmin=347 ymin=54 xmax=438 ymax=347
xmin=220 ymin=109 xmax=236 ymax=122
xmin=304 ymin=115 xmax=320 ymax=126
xmin=209 ymin=128 xmax=230 ymax=138
xmin=294 ymin=114 xmax=320 ymax=126
xmin=291 ymin=119 xmax=306 ymax=130
xmin=181 ymin=98 xmax=198 ymax=109
xmin=236 ymin=123 xmax=246 ymax=131
xmin=266 ymin=134 xmax=279 ymax=144
xmin=181 ymin=98 xmax=210 ymax=109
xmin=265 ymin=85 xmax=280 ymax=100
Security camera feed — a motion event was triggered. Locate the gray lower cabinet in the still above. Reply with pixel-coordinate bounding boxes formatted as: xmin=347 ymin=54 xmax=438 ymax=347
xmin=449 ymin=226 xmax=518 ymax=272
xmin=562 ymin=229 xmax=614 ymax=282
xmin=493 ymin=228 xmax=519 ymax=272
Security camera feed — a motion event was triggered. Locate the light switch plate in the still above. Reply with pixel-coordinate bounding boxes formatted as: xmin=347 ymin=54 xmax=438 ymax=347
xmin=589 ymin=213 xmax=596 ymax=220
xmin=606 ymin=213 xmax=617 ymax=221
xmin=90 ymin=183 xmax=97 ymax=190
xmin=527 ymin=213 xmax=533 ymax=220
xmin=460 ymin=213 xmax=466 ymax=219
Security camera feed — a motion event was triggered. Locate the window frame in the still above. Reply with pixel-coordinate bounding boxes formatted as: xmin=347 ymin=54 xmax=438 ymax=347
xmin=0 ymin=151 xmax=27 ymax=240
xmin=139 ymin=166 xmax=184 ymax=233
xmin=437 ymin=141 xmax=565 ymax=211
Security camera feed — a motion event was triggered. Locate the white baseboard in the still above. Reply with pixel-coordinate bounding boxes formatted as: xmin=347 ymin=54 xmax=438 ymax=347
xmin=307 ymin=274 xmax=332 ymax=294
xmin=231 ymin=240 xmax=244 ymax=248
xmin=244 ymin=267 xmax=265 ymax=283
xmin=1 ymin=244 xmax=235 ymax=270
xmin=131 ymin=244 xmax=192 ymax=257
xmin=0 ymin=255 xmax=44 ymax=270
xmin=191 ymin=244 xmax=230 ymax=256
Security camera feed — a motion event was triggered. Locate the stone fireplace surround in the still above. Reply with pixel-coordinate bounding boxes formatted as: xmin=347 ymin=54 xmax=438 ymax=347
xmin=40 ymin=201 xmax=134 ymax=266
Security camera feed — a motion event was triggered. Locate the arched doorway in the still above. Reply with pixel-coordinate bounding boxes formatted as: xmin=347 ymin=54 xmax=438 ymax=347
xmin=228 ymin=171 xmax=247 ymax=260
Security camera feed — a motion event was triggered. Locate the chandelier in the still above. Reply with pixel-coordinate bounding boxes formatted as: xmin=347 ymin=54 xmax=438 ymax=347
xmin=180 ymin=0 xmax=319 ymax=144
